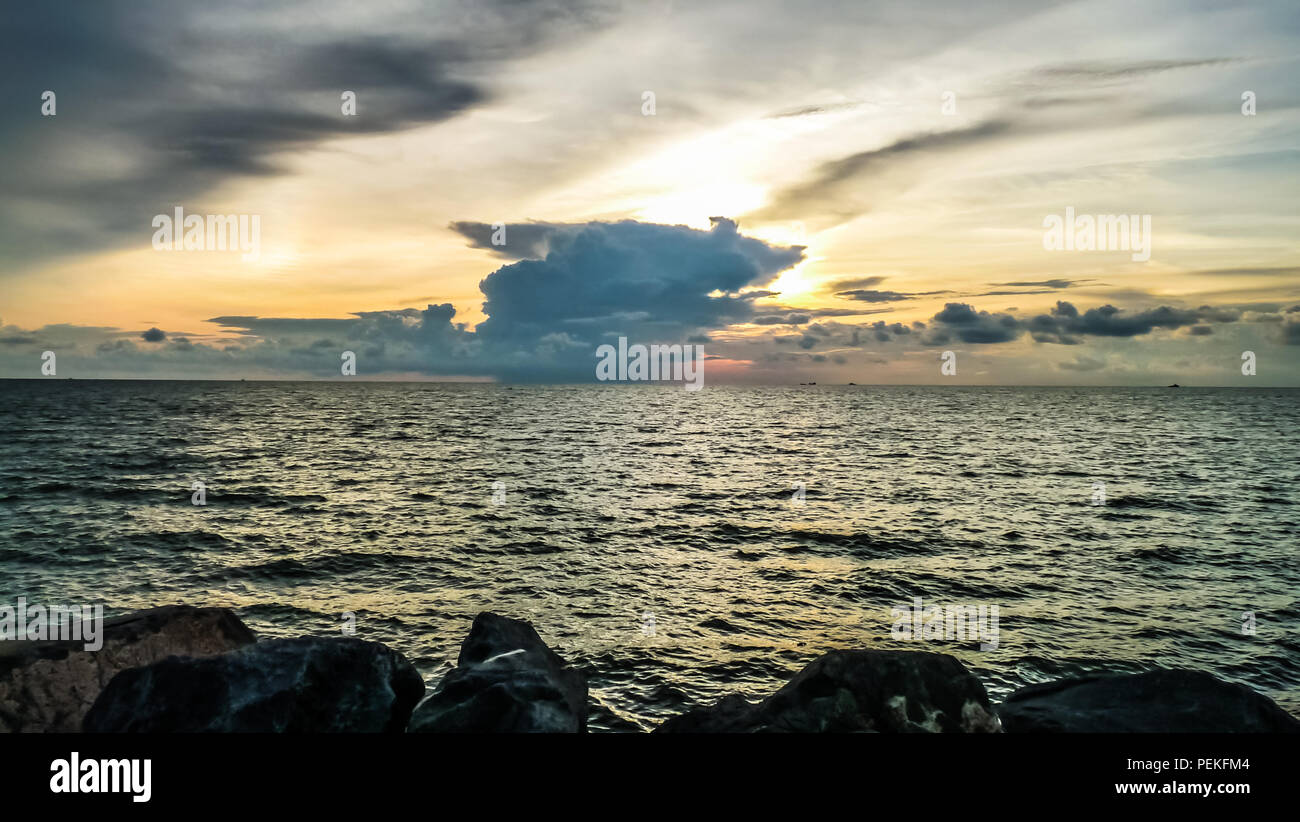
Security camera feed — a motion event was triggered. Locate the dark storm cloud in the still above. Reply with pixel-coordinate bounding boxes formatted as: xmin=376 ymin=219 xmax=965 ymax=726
xmin=141 ymin=327 xmax=166 ymax=342
xmin=918 ymin=300 xmax=1246 ymax=347
xmin=474 ymin=218 xmax=804 ymax=348
xmin=927 ymin=303 xmax=1024 ymax=344
xmin=1031 ymin=302 xmax=1211 ymax=342
xmin=0 ymin=0 xmax=610 ymax=267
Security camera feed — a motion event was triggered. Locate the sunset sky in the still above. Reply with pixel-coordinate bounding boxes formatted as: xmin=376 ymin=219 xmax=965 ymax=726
xmin=2 ymin=0 xmax=1298 ymax=384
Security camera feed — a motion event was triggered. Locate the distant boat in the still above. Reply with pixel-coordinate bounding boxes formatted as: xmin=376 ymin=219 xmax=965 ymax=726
xmin=847 ymin=382 xmax=856 ymax=386
xmin=1167 ymin=383 xmax=1180 ymax=388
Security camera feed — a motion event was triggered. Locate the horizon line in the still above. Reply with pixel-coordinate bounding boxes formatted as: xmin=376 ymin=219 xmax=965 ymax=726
xmin=2 ymin=377 xmax=1295 ymax=389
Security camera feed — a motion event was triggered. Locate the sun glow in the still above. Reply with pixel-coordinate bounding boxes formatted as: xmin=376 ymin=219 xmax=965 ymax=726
xmin=633 ymin=182 xmax=766 ymax=227
xmin=765 ymin=258 xmax=820 ymax=302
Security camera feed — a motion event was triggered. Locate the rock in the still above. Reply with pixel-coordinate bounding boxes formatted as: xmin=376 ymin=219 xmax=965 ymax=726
xmin=0 ymin=605 xmax=255 ymax=733
xmin=998 ymin=669 xmax=1300 ymax=733
xmin=657 ymin=649 xmax=1000 ymax=733
xmin=409 ymin=612 xmax=587 ymax=733
xmin=83 ymin=637 xmax=424 ymax=732
xmin=655 ymin=693 xmax=756 ymax=733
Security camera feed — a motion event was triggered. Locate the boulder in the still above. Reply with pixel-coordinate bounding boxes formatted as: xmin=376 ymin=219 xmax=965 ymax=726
xmin=998 ymin=669 xmax=1300 ymax=733
xmin=657 ymin=649 xmax=1000 ymax=733
xmin=0 ymin=605 xmax=255 ymax=733
xmin=83 ymin=636 xmax=424 ymax=732
xmin=654 ymin=693 xmax=756 ymax=733
xmin=408 ymin=612 xmax=587 ymax=733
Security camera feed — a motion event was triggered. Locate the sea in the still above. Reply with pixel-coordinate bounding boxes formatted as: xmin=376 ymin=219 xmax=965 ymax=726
xmin=1 ymin=380 xmax=1297 ymax=729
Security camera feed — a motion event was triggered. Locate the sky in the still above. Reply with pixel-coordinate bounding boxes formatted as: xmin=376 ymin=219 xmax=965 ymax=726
xmin=1 ymin=0 xmax=1298 ymax=384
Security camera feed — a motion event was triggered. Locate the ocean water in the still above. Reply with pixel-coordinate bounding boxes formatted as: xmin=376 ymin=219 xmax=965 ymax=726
xmin=1 ymin=380 xmax=1297 ymax=730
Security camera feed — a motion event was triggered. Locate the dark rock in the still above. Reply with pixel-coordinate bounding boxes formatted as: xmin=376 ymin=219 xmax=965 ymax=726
xmin=0 ymin=605 xmax=255 ymax=733
xmin=83 ymin=637 xmax=423 ymax=732
xmin=408 ymin=612 xmax=587 ymax=733
xmin=656 ymin=649 xmax=999 ymax=733
xmin=998 ymin=669 xmax=1300 ymax=733
xmin=656 ymin=693 xmax=757 ymax=733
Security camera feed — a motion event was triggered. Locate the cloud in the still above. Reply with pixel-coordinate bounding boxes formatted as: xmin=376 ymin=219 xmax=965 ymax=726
xmin=1031 ymin=58 xmax=1238 ymax=84
xmin=474 ymin=218 xmax=804 ymax=353
xmin=765 ymin=101 xmax=865 ymax=119
xmin=761 ymin=301 xmax=894 ymax=318
xmin=0 ymin=218 xmax=803 ymax=380
xmin=920 ymin=300 xmax=1248 ymax=347
xmin=748 ymin=119 xmax=1015 ymax=223
xmin=863 ymin=320 xmax=915 ymax=342
xmin=1027 ymin=302 xmax=1224 ymax=343
xmin=448 ymin=221 xmax=567 ymax=260
xmin=0 ymin=0 xmax=609 ymax=267
xmin=1058 ymin=355 xmax=1106 ymax=372
xmin=1183 ymin=266 xmax=1300 ymax=278
xmin=990 ymin=279 xmax=1084 ymax=289
xmin=835 ymin=289 xmax=914 ymax=303
xmin=925 ymin=303 xmax=1024 ymax=344
xmin=1283 ymin=319 xmax=1300 ymax=346
xmin=822 ymin=276 xmax=887 ymax=291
